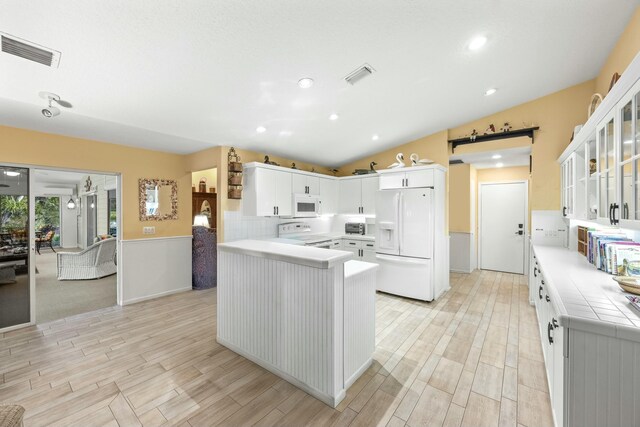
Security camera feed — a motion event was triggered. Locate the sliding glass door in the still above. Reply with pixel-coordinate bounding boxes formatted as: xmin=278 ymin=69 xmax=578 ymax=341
xmin=0 ymin=166 xmax=31 ymax=329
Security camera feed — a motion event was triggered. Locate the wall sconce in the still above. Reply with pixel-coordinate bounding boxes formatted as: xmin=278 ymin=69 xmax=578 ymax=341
xmin=193 ymin=215 xmax=210 ymax=228
xmin=67 ymin=197 xmax=76 ymax=209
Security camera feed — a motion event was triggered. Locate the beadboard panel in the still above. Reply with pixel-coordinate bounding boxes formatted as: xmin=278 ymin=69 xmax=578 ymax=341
xmin=217 ymin=251 xmax=354 ymax=406
xmin=344 ymin=265 xmax=376 ymax=387
xmin=568 ymin=329 xmax=640 ymax=427
xmin=120 ymin=236 xmax=192 ymax=305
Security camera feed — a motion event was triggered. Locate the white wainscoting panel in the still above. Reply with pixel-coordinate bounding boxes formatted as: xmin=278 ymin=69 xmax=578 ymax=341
xmin=450 ymin=232 xmax=474 ymax=273
xmin=568 ymin=329 xmax=640 ymax=427
xmin=344 ymin=265 xmax=375 ymax=388
xmin=218 ymin=250 xmax=353 ymax=407
xmin=120 ymin=236 xmax=192 ymax=305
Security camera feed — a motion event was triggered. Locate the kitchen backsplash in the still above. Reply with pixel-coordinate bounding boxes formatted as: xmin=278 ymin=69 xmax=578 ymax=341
xmin=224 ymin=212 xmax=376 ymax=242
xmin=224 ymin=211 xmax=280 ymax=242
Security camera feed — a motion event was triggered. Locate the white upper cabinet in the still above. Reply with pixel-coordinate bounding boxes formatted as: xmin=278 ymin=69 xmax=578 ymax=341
xmin=379 ymin=169 xmax=434 ymax=189
xmin=361 ymin=176 xmax=379 ymax=215
xmin=560 ymin=151 xmax=585 ymax=219
xmin=617 ymin=77 xmax=640 ymax=227
xmin=243 ymin=165 xmax=292 ymax=216
xmin=292 ymin=173 xmax=320 ymax=195
xmin=584 ymin=134 xmax=598 ymax=221
xmin=339 ymin=178 xmax=364 ymax=214
xmin=378 ymin=171 xmax=405 ymax=189
xmin=596 ymin=110 xmax=618 ymax=224
xmin=318 ymin=177 xmax=338 ymax=215
xmin=339 ymin=175 xmax=379 ymax=214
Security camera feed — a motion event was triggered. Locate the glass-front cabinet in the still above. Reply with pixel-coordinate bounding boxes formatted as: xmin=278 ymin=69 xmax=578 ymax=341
xmin=596 ymin=111 xmax=618 ymax=225
xmin=584 ymin=135 xmax=598 ymax=220
xmin=618 ymin=78 xmax=640 ymax=228
xmin=561 ymin=151 xmax=585 ymax=219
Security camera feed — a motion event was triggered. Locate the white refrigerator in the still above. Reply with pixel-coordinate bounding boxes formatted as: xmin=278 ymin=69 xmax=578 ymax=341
xmin=375 ymin=187 xmax=439 ymax=301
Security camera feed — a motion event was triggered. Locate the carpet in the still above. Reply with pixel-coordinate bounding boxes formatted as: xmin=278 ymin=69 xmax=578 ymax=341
xmin=35 ymin=248 xmax=117 ymax=323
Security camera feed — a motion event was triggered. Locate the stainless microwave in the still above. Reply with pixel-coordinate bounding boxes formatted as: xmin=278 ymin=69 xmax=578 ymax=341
xmin=293 ymin=194 xmax=321 ymax=217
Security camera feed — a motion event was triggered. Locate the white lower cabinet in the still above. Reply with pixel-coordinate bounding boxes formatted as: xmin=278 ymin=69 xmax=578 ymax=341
xmin=529 ymin=248 xmax=565 ymax=427
xmin=342 ymin=239 xmax=375 ymax=261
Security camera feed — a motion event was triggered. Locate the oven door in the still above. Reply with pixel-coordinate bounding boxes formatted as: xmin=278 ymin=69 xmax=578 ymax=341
xmin=293 ymin=194 xmax=319 ymax=217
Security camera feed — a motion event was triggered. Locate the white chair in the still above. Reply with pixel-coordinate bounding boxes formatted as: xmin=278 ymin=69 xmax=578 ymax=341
xmin=57 ymin=238 xmax=117 ymax=280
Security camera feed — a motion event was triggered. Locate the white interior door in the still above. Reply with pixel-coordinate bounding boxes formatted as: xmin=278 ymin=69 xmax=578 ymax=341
xmin=480 ymin=181 xmax=527 ymax=274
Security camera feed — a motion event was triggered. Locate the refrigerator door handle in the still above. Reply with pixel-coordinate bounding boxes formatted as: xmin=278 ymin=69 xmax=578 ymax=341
xmin=375 ymin=253 xmax=428 ymax=264
xmin=397 ymin=192 xmax=402 ymax=254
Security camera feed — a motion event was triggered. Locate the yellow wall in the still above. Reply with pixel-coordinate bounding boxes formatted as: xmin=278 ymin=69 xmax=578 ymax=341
xmin=191 ymin=168 xmax=218 ymax=193
xmin=596 ymin=7 xmax=640 ymax=96
xmin=476 ymin=166 xmax=530 ymax=184
xmin=448 ymin=79 xmax=594 ymax=212
xmin=449 ymin=164 xmax=471 ymax=233
xmin=0 ymin=125 xmax=192 ymax=240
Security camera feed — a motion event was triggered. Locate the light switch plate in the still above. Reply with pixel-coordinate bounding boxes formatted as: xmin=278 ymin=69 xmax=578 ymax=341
xmin=143 ymin=226 xmax=155 ymax=235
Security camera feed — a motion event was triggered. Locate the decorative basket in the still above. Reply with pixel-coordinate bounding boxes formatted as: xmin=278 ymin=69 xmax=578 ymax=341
xmin=228 ymin=188 xmax=242 ymax=199
xmin=229 ymin=175 xmax=242 ymax=186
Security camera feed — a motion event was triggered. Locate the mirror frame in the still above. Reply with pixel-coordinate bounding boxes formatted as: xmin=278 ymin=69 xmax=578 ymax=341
xmin=138 ymin=178 xmax=178 ymax=221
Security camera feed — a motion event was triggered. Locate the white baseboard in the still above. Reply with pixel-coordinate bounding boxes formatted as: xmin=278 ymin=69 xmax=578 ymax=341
xmin=122 ymin=286 xmax=192 ymax=306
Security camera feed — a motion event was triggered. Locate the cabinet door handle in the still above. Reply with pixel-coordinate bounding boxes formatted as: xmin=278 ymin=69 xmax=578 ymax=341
xmin=405 ymin=178 xmax=408 ymax=187
xmin=547 ymin=322 xmax=554 ymax=344
xmin=534 ymin=267 xmax=537 ymax=277
xmin=609 ymin=203 xmax=614 ymax=225
xmin=276 ymin=206 xmax=279 ymax=215
xmin=274 ymin=206 xmax=276 ymax=215
xmin=613 ymin=203 xmax=619 ymax=225
xmin=562 ymin=206 xmax=567 ymax=217
xmin=552 ymin=318 xmax=559 ymax=328
xmin=545 ymin=295 xmax=550 ymax=302
xmin=538 ymin=286 xmax=543 ymax=300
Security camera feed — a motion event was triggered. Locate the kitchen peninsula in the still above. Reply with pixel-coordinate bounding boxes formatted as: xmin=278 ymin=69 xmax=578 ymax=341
xmin=216 ymin=240 xmax=377 ymax=407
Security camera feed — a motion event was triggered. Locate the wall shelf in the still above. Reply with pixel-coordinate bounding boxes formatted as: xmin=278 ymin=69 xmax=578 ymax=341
xmin=448 ymin=126 xmax=540 ymax=153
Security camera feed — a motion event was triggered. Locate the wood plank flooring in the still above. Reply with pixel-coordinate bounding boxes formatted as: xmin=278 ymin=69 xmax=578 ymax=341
xmin=0 ymin=270 xmax=553 ymax=427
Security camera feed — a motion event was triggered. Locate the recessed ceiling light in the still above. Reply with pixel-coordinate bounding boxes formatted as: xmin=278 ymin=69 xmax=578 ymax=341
xmin=372 ymin=134 xmax=379 ymax=141
xmin=329 ymin=113 xmax=339 ymax=121
xmin=4 ymin=171 xmax=20 ymax=177
xmin=496 ymin=162 xmax=504 ymax=168
xmin=297 ymin=78 xmax=314 ymax=89
xmin=492 ymin=154 xmax=502 ymax=159
xmin=468 ymin=35 xmax=487 ymax=51
xmin=256 ymin=126 xmax=267 ymax=133
xmin=485 ymin=88 xmax=497 ymax=96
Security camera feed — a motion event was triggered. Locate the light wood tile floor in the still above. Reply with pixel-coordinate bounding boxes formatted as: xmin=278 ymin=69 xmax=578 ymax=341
xmin=0 ymin=270 xmax=553 ymax=427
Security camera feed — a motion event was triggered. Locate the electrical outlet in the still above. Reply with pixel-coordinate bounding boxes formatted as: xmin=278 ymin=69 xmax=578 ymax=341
xmin=143 ymin=226 xmax=155 ymax=235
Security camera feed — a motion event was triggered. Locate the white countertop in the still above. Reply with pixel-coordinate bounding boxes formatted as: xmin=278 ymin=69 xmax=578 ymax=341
xmin=344 ymin=259 xmax=378 ymax=278
xmin=218 ymin=239 xmax=354 ymax=269
xmin=329 ymin=233 xmax=375 ymax=242
xmin=532 ymin=244 xmax=640 ymax=341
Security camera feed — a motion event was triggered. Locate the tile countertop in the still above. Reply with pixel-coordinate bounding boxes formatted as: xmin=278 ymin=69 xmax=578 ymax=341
xmin=532 ymin=244 xmax=640 ymax=342
xmin=218 ymin=239 xmax=353 ymax=269
xmin=329 ymin=233 xmax=375 ymax=242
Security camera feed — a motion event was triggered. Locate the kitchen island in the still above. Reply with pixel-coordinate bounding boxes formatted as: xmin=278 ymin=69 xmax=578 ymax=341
xmin=217 ymin=240 xmax=377 ymax=407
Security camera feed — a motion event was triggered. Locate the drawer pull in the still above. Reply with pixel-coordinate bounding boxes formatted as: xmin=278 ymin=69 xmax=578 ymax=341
xmin=545 ymin=295 xmax=550 ymax=302
xmin=538 ymin=286 xmax=543 ymax=300
xmin=534 ymin=267 xmax=537 ymax=277
xmin=552 ymin=318 xmax=559 ymax=328
xmin=547 ymin=322 xmax=554 ymax=344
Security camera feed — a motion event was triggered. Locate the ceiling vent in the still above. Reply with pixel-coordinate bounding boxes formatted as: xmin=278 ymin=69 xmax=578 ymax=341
xmin=344 ymin=63 xmax=375 ymax=85
xmin=1 ymin=32 xmax=61 ymax=68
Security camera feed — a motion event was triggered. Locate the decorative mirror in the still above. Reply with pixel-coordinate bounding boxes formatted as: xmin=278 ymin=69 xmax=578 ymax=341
xmin=138 ymin=178 xmax=178 ymax=221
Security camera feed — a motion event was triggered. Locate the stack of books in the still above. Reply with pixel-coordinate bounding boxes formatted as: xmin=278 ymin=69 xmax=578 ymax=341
xmin=587 ymin=230 xmax=640 ymax=275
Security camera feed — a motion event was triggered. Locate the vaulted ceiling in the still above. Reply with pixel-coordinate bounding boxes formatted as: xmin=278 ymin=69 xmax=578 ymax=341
xmin=0 ymin=1 xmax=638 ymax=166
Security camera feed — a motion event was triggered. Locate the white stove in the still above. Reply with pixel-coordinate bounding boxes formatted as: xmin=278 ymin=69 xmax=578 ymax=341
xmin=278 ymin=222 xmax=333 ymax=248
